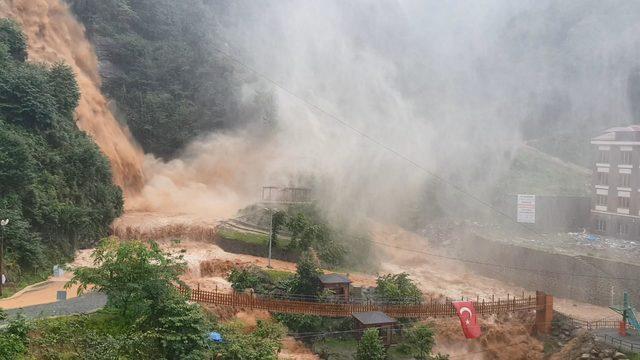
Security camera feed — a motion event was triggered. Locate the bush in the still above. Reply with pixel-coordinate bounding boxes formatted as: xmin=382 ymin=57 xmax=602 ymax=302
xmin=227 ymin=266 xmax=264 ymax=292
xmin=289 ymin=251 xmax=322 ymax=296
xmin=66 ymin=240 xmax=209 ymax=358
xmin=210 ymin=320 xmax=286 ymax=360
xmin=0 ymin=315 xmax=31 ymax=359
xmin=356 ymin=328 xmax=386 ymax=360
xmin=404 ymin=324 xmax=436 ymax=360
xmin=375 ymin=273 xmax=422 ymax=304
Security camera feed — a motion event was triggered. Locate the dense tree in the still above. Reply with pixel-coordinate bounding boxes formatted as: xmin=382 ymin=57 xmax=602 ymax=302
xmin=68 ymin=239 xmax=185 ymax=318
xmin=0 ymin=19 xmax=27 ymax=61
xmin=67 ymin=239 xmax=209 ymax=359
xmin=67 ymin=0 xmax=273 ymax=159
xmin=356 ymin=328 xmax=386 ymax=360
xmin=289 ymin=251 xmax=323 ymax=296
xmin=375 ymin=273 xmax=422 ymax=304
xmin=0 ymin=20 xmax=123 ymax=284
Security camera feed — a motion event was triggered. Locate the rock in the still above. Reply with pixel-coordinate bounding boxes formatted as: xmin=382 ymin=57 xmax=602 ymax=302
xmin=580 ymin=354 xmax=591 ymax=359
xmin=603 ymin=349 xmax=614 ymax=356
xmin=613 ymin=353 xmax=626 ymax=360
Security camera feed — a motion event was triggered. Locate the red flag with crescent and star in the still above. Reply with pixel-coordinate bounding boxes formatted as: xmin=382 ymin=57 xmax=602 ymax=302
xmin=452 ymin=301 xmax=481 ymax=339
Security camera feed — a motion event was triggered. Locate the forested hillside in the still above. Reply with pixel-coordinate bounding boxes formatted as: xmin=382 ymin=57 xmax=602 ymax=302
xmin=0 ymin=19 xmax=122 ymax=286
xmin=67 ymin=0 xmax=269 ymax=159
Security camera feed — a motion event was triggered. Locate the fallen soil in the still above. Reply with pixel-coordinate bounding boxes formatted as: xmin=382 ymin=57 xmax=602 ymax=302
xmin=5 ymin=212 xmax=609 ymax=359
xmin=372 ymin=223 xmax=617 ymax=322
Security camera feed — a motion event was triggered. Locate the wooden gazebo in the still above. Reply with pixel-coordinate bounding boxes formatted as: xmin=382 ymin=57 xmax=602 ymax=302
xmin=352 ymin=311 xmax=398 ymax=346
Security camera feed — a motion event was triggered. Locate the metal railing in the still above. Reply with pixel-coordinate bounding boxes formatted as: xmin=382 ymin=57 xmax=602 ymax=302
xmin=597 ymin=333 xmax=640 ymax=352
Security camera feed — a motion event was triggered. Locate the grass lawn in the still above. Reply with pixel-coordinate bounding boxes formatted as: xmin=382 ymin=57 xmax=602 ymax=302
xmin=264 ymin=268 xmax=294 ymax=282
xmin=217 ymin=226 xmax=291 ymax=248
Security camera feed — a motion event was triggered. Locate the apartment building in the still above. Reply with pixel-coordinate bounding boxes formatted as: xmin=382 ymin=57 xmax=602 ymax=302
xmin=591 ymin=125 xmax=640 ymax=239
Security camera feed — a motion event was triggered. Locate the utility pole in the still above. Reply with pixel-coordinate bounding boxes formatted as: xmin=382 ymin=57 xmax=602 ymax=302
xmin=264 ymin=208 xmax=274 ymax=268
xmin=0 ymin=219 xmax=8 ymax=297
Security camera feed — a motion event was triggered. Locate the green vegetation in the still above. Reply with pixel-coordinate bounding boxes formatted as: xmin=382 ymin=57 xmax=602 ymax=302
xmin=403 ymin=324 xmax=436 ymax=360
xmin=375 ymin=273 xmax=422 ymax=304
xmin=67 ymin=239 xmax=208 ymax=359
xmin=356 ymin=328 xmax=386 ymax=360
xmin=497 ymin=146 xmax=590 ymax=197
xmin=14 ymin=240 xmax=287 ymax=359
xmin=217 ymin=227 xmax=289 ymax=248
xmin=0 ymin=315 xmax=30 ymax=359
xmin=228 ymin=265 xmax=270 ymax=292
xmin=237 ymin=203 xmax=374 ymax=269
xmin=288 ymin=251 xmax=323 ymax=296
xmin=227 ymin=250 xmax=323 ymax=296
xmin=210 ymin=320 xmax=286 ymax=360
xmin=0 ymin=19 xmax=122 ymax=293
xmin=528 ymin=133 xmax=593 ymax=169
xmin=313 ymin=337 xmax=447 ymax=360
xmin=67 ymin=0 xmax=273 ymax=159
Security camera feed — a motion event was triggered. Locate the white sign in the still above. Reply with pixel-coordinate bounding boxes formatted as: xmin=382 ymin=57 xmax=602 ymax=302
xmin=517 ymin=194 xmax=536 ymax=224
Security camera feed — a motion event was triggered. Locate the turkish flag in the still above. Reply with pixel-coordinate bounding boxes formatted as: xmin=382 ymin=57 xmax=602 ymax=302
xmin=452 ymin=301 xmax=482 ymax=339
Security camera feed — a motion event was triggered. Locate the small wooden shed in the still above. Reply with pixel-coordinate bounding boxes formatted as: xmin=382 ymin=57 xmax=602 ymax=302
xmin=352 ymin=311 xmax=398 ymax=346
xmin=319 ymin=273 xmax=351 ymax=302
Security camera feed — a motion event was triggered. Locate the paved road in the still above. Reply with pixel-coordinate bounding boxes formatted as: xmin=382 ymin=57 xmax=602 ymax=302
xmin=1 ymin=292 xmax=107 ymax=323
xmin=594 ymin=328 xmax=640 ymax=353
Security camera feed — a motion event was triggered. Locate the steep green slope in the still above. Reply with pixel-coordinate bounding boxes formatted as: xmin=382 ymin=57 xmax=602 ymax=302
xmin=499 ymin=146 xmax=591 ymax=196
xmin=67 ymin=0 xmax=273 ymax=159
xmin=0 ymin=19 xmax=122 ymax=289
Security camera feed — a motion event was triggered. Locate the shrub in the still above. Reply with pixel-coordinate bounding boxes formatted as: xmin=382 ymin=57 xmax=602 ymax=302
xmin=375 ymin=273 xmax=422 ymax=304
xmin=356 ymin=328 xmax=386 ymax=360
xmin=404 ymin=324 xmax=436 ymax=360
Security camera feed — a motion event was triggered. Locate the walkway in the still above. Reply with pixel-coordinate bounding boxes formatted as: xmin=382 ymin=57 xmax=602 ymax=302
xmin=181 ymin=287 xmax=541 ymax=318
xmin=0 ymin=274 xmax=82 ymax=309
xmin=1 ymin=292 xmax=107 ymax=323
xmin=594 ymin=328 xmax=640 ymax=353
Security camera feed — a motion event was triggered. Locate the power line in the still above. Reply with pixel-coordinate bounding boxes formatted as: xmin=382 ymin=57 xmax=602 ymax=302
xmin=208 ymin=44 xmax=537 ymax=235
xmin=209 ymin=44 xmax=630 ymax=287
xmin=226 ymin=212 xmax=640 ymax=283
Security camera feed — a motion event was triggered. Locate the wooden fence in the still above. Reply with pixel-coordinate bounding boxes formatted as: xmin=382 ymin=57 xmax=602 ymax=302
xmin=179 ymin=287 xmax=540 ymax=318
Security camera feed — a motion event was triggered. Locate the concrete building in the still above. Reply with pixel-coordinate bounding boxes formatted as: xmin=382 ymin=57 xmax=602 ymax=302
xmin=591 ymin=125 xmax=640 ymax=239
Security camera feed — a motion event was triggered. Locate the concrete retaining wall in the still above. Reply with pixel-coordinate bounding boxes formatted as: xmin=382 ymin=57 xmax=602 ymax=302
xmin=451 ymin=234 xmax=639 ymax=306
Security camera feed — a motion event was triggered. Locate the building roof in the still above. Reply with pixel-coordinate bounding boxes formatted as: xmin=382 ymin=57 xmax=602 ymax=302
xmin=592 ymin=125 xmax=640 ymax=142
xmin=352 ymin=311 xmax=397 ymax=325
xmin=319 ymin=273 xmax=351 ymax=284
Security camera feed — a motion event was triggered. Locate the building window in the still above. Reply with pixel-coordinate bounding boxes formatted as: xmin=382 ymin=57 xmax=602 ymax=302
xmin=598 ymin=151 xmax=609 ymax=163
xmin=620 ymin=173 xmax=631 ymax=187
xmin=618 ymin=222 xmax=628 ymax=236
xmin=596 ymin=219 xmax=607 ymax=232
xmin=618 ymin=196 xmax=630 ymax=209
xmin=621 ymin=151 xmax=632 ymax=165
xmin=597 ymin=172 xmax=608 ymax=185
xmin=596 ymin=195 xmax=607 ymax=206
